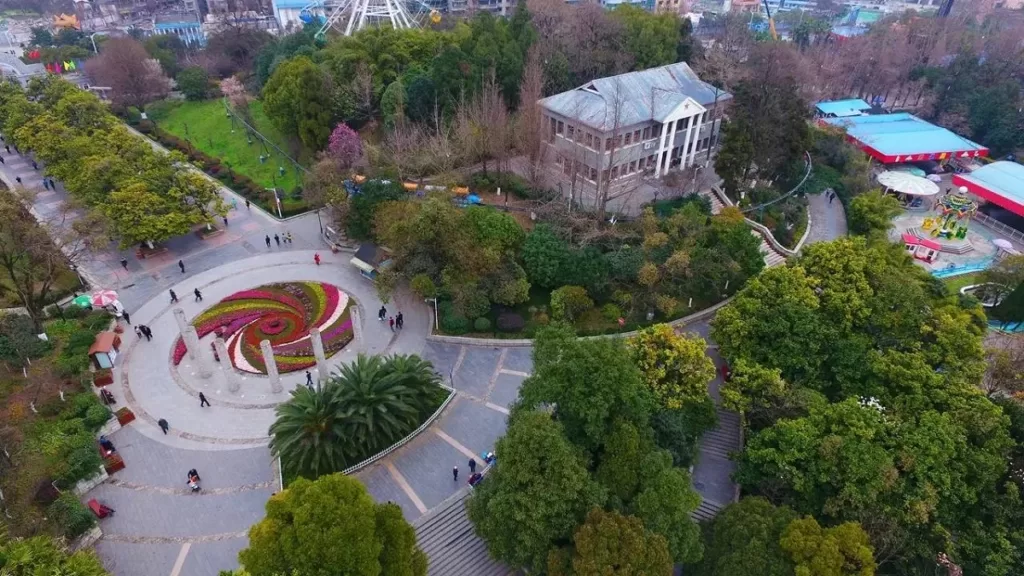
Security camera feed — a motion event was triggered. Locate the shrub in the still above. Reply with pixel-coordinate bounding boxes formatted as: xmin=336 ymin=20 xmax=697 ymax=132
xmin=84 ymin=404 xmax=111 ymax=431
xmin=82 ymin=311 xmax=112 ymax=332
xmin=125 ymin=106 xmax=142 ymax=124
xmin=473 ymin=317 xmax=491 ymax=332
xmin=410 ymin=274 xmax=437 ymax=299
xmin=439 ymin=302 xmax=469 ymax=335
xmin=550 ymin=286 xmax=594 ymax=321
xmin=0 ymin=314 xmax=51 ymax=363
xmin=290 ymin=186 xmax=303 ymax=199
xmin=496 ymin=312 xmax=525 ymax=333
xmin=48 ymin=492 xmax=97 ymax=538
xmin=136 ymin=119 xmax=155 ymax=133
xmin=601 ymin=303 xmax=623 ymax=322
xmin=63 ymin=305 xmax=88 ymax=319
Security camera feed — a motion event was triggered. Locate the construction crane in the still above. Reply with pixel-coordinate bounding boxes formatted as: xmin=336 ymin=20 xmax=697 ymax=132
xmin=761 ymin=0 xmax=779 ymax=40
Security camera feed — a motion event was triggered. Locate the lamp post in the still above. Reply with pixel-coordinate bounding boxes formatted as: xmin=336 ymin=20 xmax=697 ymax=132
xmin=90 ymin=32 xmax=101 ymax=54
xmin=316 ymin=207 xmax=323 ymax=234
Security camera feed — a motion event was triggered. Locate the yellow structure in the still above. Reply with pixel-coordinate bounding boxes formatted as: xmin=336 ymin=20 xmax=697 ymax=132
xmin=52 ymin=13 xmax=81 ymax=29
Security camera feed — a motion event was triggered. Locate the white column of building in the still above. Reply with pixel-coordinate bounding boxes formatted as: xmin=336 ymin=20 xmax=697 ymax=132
xmin=654 ymin=120 xmax=673 ymax=178
xmin=663 ymin=119 xmax=680 ymax=175
xmin=688 ymin=111 xmax=705 ymax=168
xmin=679 ymin=113 xmax=696 ymax=170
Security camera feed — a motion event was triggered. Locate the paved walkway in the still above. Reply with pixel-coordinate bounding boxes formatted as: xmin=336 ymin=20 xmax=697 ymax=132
xmin=806 ymin=190 xmax=848 ymax=244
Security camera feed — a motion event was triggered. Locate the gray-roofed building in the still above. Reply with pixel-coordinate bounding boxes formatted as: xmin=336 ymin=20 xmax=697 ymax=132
xmin=413 ymin=486 xmax=517 ymax=576
xmin=538 ymin=61 xmax=731 ymax=208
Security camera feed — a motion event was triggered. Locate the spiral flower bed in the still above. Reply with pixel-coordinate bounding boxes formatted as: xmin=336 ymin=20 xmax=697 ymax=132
xmin=172 ymin=282 xmax=354 ymax=375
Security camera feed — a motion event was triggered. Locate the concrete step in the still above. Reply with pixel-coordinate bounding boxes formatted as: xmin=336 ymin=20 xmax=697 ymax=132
xmin=691 ymin=498 xmax=727 ymax=522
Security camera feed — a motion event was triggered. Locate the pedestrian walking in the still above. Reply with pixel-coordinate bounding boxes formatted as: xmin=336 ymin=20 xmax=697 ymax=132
xmin=223 ymin=216 xmax=228 ymax=227
xmin=828 ymin=191 xmax=834 ymax=204
xmin=396 ymin=312 xmax=403 ymax=330
xmin=158 ymin=418 xmax=169 ymax=434
xmin=0 ymin=155 xmax=5 ymax=164
xmin=389 ymin=316 xmax=395 ymax=331
xmin=42 ymin=178 xmax=48 ymax=189
xmin=285 ymin=231 xmax=293 ymax=243
xmin=134 ymin=325 xmax=142 ymax=338
xmin=245 ymin=199 xmax=250 ymax=210
xmin=378 ymin=305 xmax=387 ymax=321
xmin=5 ymin=145 xmax=10 ymax=154
xmin=199 ymin=392 xmax=210 ymax=407
xmin=169 ymin=289 xmax=178 ymax=303
xmin=141 ymin=325 xmax=152 ymax=341
xmin=305 ymin=371 xmax=314 ymax=387
xmin=231 ymin=198 xmax=237 ymax=210
xmin=178 ymin=260 xmax=185 ymax=273
xmin=31 ymin=160 xmax=37 ymax=170
xmin=120 ymin=257 xmax=128 ymax=270
xmin=274 ymin=234 xmax=281 ymax=246
xmin=452 ymin=466 xmax=459 ymax=482
xmin=194 ymin=288 xmax=203 ymax=302
xmin=122 ymin=311 xmax=131 ymax=324
xmin=314 ymin=253 xmax=321 ymax=266
xmin=265 ymin=235 xmax=271 ymax=248
xmin=47 ymin=178 xmax=54 ymax=189
xmin=14 ymin=176 xmax=20 ymax=184
xmin=469 ymin=458 xmax=477 ymax=474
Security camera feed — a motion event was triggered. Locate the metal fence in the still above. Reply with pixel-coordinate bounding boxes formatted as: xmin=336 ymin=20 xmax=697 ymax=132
xmin=972 ymin=212 xmax=1024 ymax=245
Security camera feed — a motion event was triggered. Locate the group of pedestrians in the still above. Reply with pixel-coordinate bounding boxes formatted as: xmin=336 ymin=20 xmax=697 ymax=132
xmin=265 ymin=232 xmax=294 ymax=248
xmin=133 ymin=324 xmax=154 ymax=341
xmin=378 ymin=305 xmax=404 ymax=331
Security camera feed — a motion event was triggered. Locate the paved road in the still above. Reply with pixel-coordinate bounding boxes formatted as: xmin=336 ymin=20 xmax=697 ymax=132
xmin=806 ymin=190 xmax=849 ymax=244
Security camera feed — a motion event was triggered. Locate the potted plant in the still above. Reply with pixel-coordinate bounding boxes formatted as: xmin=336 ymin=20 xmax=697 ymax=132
xmin=93 ymin=369 xmax=113 ymax=387
xmin=115 ymin=407 xmax=135 ymax=425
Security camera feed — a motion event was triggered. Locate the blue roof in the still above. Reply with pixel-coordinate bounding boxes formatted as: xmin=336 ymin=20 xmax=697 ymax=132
xmin=274 ymin=0 xmax=312 ymax=8
xmin=822 ymin=113 xmax=987 ymax=159
xmin=959 ymin=161 xmax=1024 ymax=203
xmin=815 ymin=99 xmax=871 ymax=117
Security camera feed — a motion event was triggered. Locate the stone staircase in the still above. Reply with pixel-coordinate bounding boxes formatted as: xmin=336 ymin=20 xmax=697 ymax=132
xmin=700 ymin=191 xmax=788 ymax=268
xmin=700 ymin=409 xmax=742 ymax=460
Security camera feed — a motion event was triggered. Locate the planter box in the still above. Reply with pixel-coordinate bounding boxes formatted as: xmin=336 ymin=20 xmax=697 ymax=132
xmin=196 ymin=226 xmax=224 ymax=240
xmin=103 ymin=455 xmax=125 ymax=475
xmin=93 ymin=370 xmax=113 ymax=387
xmin=135 ymin=245 xmax=168 ymax=260
xmin=115 ymin=408 xmax=135 ymax=426
xmin=73 ymin=465 xmax=109 ymax=496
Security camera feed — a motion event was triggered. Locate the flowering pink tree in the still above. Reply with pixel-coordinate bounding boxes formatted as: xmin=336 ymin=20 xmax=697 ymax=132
xmin=327 ymin=123 xmax=363 ymax=169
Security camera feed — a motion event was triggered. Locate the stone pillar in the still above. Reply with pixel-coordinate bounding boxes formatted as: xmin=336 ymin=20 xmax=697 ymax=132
xmin=654 ymin=120 xmax=672 ymax=178
xmin=664 ymin=119 xmax=680 ymax=174
xmin=174 ymin=308 xmax=197 ymax=360
xmin=189 ymin=326 xmax=212 ymax=379
xmin=309 ymin=327 xmax=329 ymax=384
xmin=688 ymin=111 xmax=705 ymax=168
xmin=214 ymin=337 xmax=238 ymax=392
xmin=261 ymin=339 xmax=282 ymax=394
xmin=679 ymin=114 xmax=695 ymax=170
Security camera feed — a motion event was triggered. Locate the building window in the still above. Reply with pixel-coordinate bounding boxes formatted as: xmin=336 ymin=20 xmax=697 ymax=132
xmin=585 ymin=133 xmax=593 ymax=147
xmin=555 ymin=154 xmax=563 ymax=166
xmin=633 ymin=129 xmax=641 ymax=142
xmin=616 ymin=134 xmax=623 ymax=147
xmin=611 ymin=166 xmax=619 ymax=179
xmin=630 ymin=160 xmax=637 ymax=173
xmin=652 ymin=125 xmax=661 ymax=138
xmin=557 ymin=121 xmax=564 ymax=135
xmin=567 ymin=125 xmax=575 ymax=140
xmin=605 ymin=138 xmax=613 ymax=151
xmin=602 ymin=169 xmax=610 ymax=181
xmin=563 ymin=162 xmax=572 ymax=176
xmin=624 ymin=132 xmax=632 ymax=145
xmin=643 ymin=127 xmax=651 ymax=140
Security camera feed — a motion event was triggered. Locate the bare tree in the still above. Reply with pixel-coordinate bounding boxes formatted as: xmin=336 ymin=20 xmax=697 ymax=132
xmin=516 ymin=46 xmax=546 ymax=185
xmin=84 ymin=37 xmax=171 ymax=110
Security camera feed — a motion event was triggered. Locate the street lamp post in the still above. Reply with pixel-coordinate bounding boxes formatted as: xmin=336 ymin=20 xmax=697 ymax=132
xmin=90 ymin=33 xmax=100 ymax=54
xmin=316 ymin=208 xmax=323 ymax=234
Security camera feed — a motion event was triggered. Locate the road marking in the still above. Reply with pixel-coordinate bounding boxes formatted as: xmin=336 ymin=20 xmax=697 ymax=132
xmin=450 ymin=346 xmax=468 ymax=386
xmin=434 ymin=429 xmax=477 ymax=460
xmin=385 ymin=461 xmax=428 ymax=514
xmin=498 ymin=369 xmax=530 ymax=377
xmin=169 ymin=543 xmax=191 ymax=576
xmin=485 ymin=402 xmax=510 ymax=415
xmin=483 ymin=348 xmax=508 ymax=401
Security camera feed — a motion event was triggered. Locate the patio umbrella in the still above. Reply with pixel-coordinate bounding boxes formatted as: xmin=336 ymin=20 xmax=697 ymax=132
xmin=90 ymin=289 xmax=119 ymax=307
xmin=876 ymin=171 xmax=940 ymax=197
xmin=71 ymin=294 xmax=92 ymax=308
xmin=994 ymin=239 xmax=1013 ymax=250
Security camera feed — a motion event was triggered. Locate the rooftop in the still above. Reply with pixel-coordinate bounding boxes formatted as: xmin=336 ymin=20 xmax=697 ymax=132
xmin=822 ymin=113 xmax=988 ymax=162
xmin=539 ymin=61 xmax=731 ymax=131
xmin=953 ymin=161 xmax=1024 ymax=217
xmin=815 ymin=98 xmax=871 ymax=117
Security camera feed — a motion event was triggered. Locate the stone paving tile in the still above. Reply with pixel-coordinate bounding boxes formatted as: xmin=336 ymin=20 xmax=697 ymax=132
xmin=182 ymin=537 xmax=250 ymax=576
xmin=392 ymin=430 xmax=470 ymax=511
xmin=355 ymin=463 xmax=422 ymax=522
xmin=86 ymin=483 xmax=273 ymax=538
xmin=453 ymin=347 xmax=501 ymax=398
xmin=421 ymin=342 xmax=462 ymax=382
xmin=94 ymin=540 xmax=180 ymax=576
xmin=691 ymin=451 xmax=736 ymax=506
xmin=500 ymin=346 xmax=533 ymax=374
xmin=109 ymin=426 xmax=273 ymax=489
xmin=436 ymin=399 xmax=508 ymax=458
xmin=489 ymin=373 xmax=527 ymax=409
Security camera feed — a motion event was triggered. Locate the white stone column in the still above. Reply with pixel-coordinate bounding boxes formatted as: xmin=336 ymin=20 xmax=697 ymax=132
xmin=680 ymin=113 xmax=695 ymax=170
xmin=187 ymin=326 xmax=212 ymax=379
xmin=664 ymin=119 xmax=680 ymax=174
xmin=688 ymin=111 xmax=705 ymax=168
xmin=173 ymin=308 xmax=197 ymax=360
xmin=309 ymin=328 xmax=330 ymax=384
xmin=654 ymin=120 xmax=672 ymax=178
xmin=261 ymin=339 xmax=282 ymax=394
xmin=214 ymin=337 xmax=239 ymax=392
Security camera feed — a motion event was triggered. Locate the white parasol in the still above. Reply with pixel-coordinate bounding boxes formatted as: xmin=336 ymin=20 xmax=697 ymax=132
xmin=994 ymin=239 xmax=1014 ymax=250
xmin=90 ymin=289 xmax=119 ymax=307
xmin=876 ymin=171 xmax=940 ymax=197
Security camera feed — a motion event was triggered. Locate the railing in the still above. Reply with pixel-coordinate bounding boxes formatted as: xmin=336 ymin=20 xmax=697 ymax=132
xmin=972 ymin=212 xmax=1024 ymax=244
xmin=931 ymin=258 xmax=995 ymax=278
xmin=341 ymin=383 xmax=457 ymax=476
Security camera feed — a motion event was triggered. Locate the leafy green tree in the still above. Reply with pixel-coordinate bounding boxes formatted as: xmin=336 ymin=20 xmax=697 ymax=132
xmin=550 ymin=286 xmax=593 ymax=322
xmin=595 ymin=419 xmax=659 ymax=504
xmin=270 ymin=353 xmax=443 ymax=479
xmin=262 ymin=56 xmax=335 ymax=150
xmin=468 ymin=411 xmax=606 ymax=573
xmin=515 ymin=326 xmax=654 ymax=453
xmin=780 ymin=517 xmax=876 ymax=576
xmin=521 ymin=224 xmax=570 ymax=289
xmin=699 ymin=497 xmax=797 ymax=576
xmin=629 ymin=324 xmax=714 ymax=410
xmin=238 ymin=473 xmax=426 ymax=576
xmin=144 ymin=34 xmax=186 ymax=77
xmin=0 ymin=534 xmax=109 ymax=575
xmin=847 ymin=190 xmax=901 ymax=236
xmin=549 ymin=508 xmax=673 ymax=576
xmin=611 ymin=5 xmax=680 ymax=70
xmin=380 ymin=79 xmax=406 ymax=127
xmin=345 ymin=179 xmax=405 ymax=240
xmin=30 ymin=27 xmax=54 ymax=47
xmin=649 ymin=402 xmax=718 ymax=468
xmin=633 ymin=465 xmax=703 ymax=564
xmin=175 ymin=66 xmax=209 ymax=101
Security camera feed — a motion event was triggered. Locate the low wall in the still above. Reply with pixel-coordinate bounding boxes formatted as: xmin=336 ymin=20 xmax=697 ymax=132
xmin=73 ymin=466 xmax=109 ymax=496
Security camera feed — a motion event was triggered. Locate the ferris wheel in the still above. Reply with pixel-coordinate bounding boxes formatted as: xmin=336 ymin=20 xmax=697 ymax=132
xmin=300 ymin=0 xmax=442 ymax=37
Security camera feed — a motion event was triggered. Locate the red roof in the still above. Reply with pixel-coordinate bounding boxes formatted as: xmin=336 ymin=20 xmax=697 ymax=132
xmin=902 ymin=233 xmax=919 ymax=245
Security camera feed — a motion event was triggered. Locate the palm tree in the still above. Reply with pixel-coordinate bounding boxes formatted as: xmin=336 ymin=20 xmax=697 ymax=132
xmin=270 ymin=353 xmax=443 ymax=479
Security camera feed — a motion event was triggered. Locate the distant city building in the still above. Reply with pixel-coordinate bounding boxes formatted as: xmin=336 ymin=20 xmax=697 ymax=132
xmin=153 ymin=11 xmax=206 ymax=45
xmin=271 ymin=0 xmax=316 ymax=30
xmin=538 ymin=61 xmax=731 ymax=203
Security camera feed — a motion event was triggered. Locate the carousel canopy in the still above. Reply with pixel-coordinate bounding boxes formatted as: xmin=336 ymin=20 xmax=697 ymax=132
xmin=877 ymin=171 xmax=940 ymax=197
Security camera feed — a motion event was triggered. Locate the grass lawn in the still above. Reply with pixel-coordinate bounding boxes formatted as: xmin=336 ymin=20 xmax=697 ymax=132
xmin=944 ymin=272 xmax=982 ymax=294
xmin=146 ymin=99 xmax=304 ymax=194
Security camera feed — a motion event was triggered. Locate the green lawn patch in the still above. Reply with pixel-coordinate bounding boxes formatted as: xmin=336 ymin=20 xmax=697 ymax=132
xmin=944 ymin=272 xmax=982 ymax=294
xmin=146 ymin=99 xmax=305 ymax=197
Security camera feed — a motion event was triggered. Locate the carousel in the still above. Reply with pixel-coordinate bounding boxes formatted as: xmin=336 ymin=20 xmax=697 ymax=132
xmin=926 ymin=188 xmax=978 ymax=241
